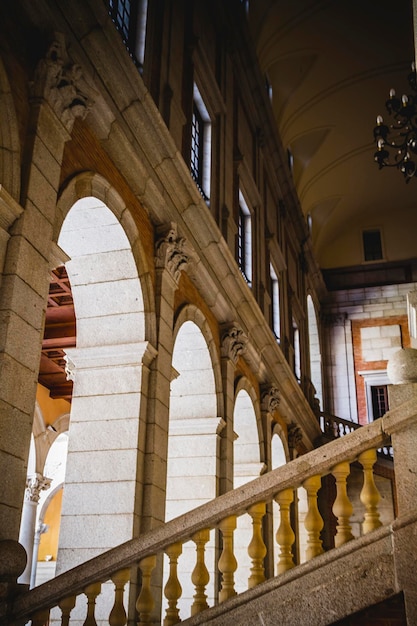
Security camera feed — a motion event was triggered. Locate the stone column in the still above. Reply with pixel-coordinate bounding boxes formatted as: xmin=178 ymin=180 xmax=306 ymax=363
xmin=386 ymin=348 xmax=417 ymax=623
xmin=141 ymin=222 xmax=191 ymax=533
xmin=0 ymin=32 xmax=95 ymax=543
xmin=18 ymin=474 xmax=51 ymax=586
xmin=219 ymin=325 xmax=248 ymax=495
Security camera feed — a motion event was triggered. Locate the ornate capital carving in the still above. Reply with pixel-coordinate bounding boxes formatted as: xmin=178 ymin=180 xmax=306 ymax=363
xmin=31 ymin=32 xmax=96 ymax=131
xmin=25 ymin=473 xmax=51 ymax=503
xmin=287 ymin=422 xmax=303 ymax=451
xmin=155 ymin=222 xmax=189 ymax=283
xmin=220 ymin=324 xmax=247 ymax=363
xmin=261 ymin=385 xmax=280 ymax=413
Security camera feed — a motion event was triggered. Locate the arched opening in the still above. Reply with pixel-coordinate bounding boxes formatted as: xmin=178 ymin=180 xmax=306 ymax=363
xmin=233 ymin=386 xmax=264 ymax=594
xmin=165 ymin=318 xmax=219 ymax=615
xmin=53 ymin=195 xmax=149 ymax=576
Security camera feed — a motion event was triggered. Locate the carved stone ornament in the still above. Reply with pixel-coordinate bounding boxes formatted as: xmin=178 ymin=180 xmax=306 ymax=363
xmin=155 ymin=222 xmax=189 ymax=283
xmin=287 ymin=422 xmax=303 ymax=451
xmin=64 ymin=353 xmax=75 ymax=382
xmin=221 ymin=325 xmax=248 ymax=363
xmin=261 ymin=385 xmax=281 ymax=413
xmin=25 ymin=473 xmax=52 ymax=503
xmin=31 ymin=32 xmax=96 ymax=131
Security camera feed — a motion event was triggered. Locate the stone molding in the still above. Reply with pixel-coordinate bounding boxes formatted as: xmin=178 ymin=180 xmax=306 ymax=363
xmin=24 ymin=473 xmax=51 ymax=504
xmin=0 ymin=184 xmax=24 ymax=232
xmin=31 ymin=32 xmax=96 ymax=131
xmin=155 ymin=222 xmax=189 ymax=284
xmin=220 ymin=324 xmax=248 ymax=363
xmin=64 ymin=341 xmax=158 ymax=377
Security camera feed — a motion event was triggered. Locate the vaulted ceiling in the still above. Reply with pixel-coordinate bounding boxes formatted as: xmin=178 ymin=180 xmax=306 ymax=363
xmin=248 ymin=0 xmax=417 ymax=268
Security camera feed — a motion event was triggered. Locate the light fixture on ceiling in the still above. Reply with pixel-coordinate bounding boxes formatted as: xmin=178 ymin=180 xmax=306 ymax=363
xmin=373 ymin=62 xmax=417 ymax=182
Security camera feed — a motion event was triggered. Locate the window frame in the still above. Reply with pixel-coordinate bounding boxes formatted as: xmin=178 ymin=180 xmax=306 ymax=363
xmin=191 ymin=84 xmax=212 ymax=203
xmin=238 ymin=191 xmax=252 ymax=286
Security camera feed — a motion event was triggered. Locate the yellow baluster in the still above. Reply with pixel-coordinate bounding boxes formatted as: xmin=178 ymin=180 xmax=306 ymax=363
xmin=83 ymin=582 xmax=101 ymax=626
xmin=274 ymin=488 xmax=295 ymax=574
xmin=109 ymin=568 xmax=130 ymax=626
xmin=303 ymin=475 xmax=324 ymax=560
xmin=59 ymin=595 xmax=76 ymax=626
xmin=247 ymin=501 xmax=266 ymax=588
xmin=218 ymin=515 xmax=237 ymax=602
xmin=163 ymin=542 xmax=183 ymax=626
xmin=358 ymin=448 xmax=382 ymax=533
xmin=136 ymin=554 xmax=156 ymax=625
xmin=31 ymin=608 xmax=50 ymax=626
xmin=331 ymin=461 xmax=354 ymax=547
xmin=191 ymin=528 xmax=210 ymax=615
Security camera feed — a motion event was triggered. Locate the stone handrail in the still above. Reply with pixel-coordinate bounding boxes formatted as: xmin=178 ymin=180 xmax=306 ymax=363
xmin=2 ymin=410 xmax=406 ymax=625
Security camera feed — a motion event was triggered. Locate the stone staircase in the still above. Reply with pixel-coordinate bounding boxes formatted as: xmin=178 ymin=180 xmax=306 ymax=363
xmin=1 ymin=387 xmax=417 ymax=625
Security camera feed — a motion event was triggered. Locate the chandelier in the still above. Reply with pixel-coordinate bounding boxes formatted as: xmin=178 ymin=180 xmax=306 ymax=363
xmin=373 ymin=63 xmax=417 ymax=182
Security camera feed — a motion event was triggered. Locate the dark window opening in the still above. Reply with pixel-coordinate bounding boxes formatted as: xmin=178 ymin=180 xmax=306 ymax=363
xmin=238 ymin=205 xmax=252 ymax=286
xmin=191 ymin=103 xmax=205 ymax=192
xmin=363 ymin=229 xmax=383 ymax=261
xmin=371 ymin=385 xmax=389 ymax=419
xmin=107 ymin=0 xmax=147 ymax=71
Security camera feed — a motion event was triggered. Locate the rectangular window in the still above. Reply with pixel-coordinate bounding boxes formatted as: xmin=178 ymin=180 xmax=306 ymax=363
xmin=371 ymin=385 xmax=389 ymax=419
xmin=108 ymin=0 xmax=148 ymax=70
xmin=238 ymin=192 xmax=252 ymax=285
xmin=270 ymin=264 xmax=280 ymax=341
xmin=293 ymin=318 xmax=301 ymax=382
xmin=363 ymin=229 xmax=383 ymax=261
xmin=191 ymin=84 xmax=211 ymax=202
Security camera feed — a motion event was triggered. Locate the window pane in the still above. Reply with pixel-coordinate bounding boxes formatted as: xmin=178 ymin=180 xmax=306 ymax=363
xmin=363 ymin=229 xmax=383 ymax=261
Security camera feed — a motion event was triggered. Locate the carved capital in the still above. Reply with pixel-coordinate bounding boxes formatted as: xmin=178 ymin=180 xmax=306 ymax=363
xmin=220 ymin=324 xmax=247 ymax=363
xmin=287 ymin=422 xmax=303 ymax=452
xmin=25 ymin=473 xmax=51 ymax=503
xmin=31 ymin=32 xmax=96 ymax=131
xmin=155 ymin=222 xmax=189 ymax=283
xmin=261 ymin=385 xmax=280 ymax=413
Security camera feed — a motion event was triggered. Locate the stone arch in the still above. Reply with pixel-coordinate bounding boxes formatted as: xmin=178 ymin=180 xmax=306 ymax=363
xmin=56 ymin=171 xmax=156 ymax=345
xmin=233 ymin=377 xmax=264 ymax=483
xmin=0 ymin=55 xmax=20 ymax=200
xmin=165 ymin=305 xmax=222 ymax=613
xmin=52 ymin=176 xmax=156 ymax=577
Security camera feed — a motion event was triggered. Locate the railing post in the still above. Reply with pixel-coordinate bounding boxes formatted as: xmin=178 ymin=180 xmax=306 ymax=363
xmin=109 ymin=569 xmax=130 ymax=626
xmin=31 ymin=609 xmax=50 ymax=626
xmin=83 ymin=581 xmax=101 ymax=626
xmin=191 ymin=529 xmax=210 ymax=615
xmin=303 ymin=475 xmax=324 ymax=560
xmin=247 ymin=502 xmax=266 ymax=588
xmin=274 ymin=488 xmax=295 ymax=574
xmin=137 ymin=555 xmax=157 ymax=625
xmin=331 ymin=461 xmax=354 ymax=546
xmin=218 ymin=516 xmax=237 ymax=602
xmin=163 ymin=542 xmax=182 ymax=626
xmin=358 ymin=448 xmax=382 ymax=533
xmin=58 ymin=595 xmax=76 ymax=626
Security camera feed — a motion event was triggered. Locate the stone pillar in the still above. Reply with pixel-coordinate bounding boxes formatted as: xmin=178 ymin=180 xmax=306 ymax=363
xmin=57 ymin=341 xmax=156 ymax=574
xmin=141 ymin=223 xmax=190 ymax=533
xmin=18 ymin=474 xmax=51 ymax=586
xmin=219 ymin=324 xmax=248 ymax=494
xmin=0 ymin=33 xmax=94 ymax=543
xmin=386 ymin=348 xmax=417 ymax=623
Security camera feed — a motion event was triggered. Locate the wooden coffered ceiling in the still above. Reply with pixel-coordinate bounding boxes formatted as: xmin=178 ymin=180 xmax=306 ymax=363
xmin=38 ymin=266 xmax=75 ymax=402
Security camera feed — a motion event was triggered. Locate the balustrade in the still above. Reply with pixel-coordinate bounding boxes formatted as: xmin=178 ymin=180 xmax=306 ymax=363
xmin=2 ymin=419 xmax=398 ymax=626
